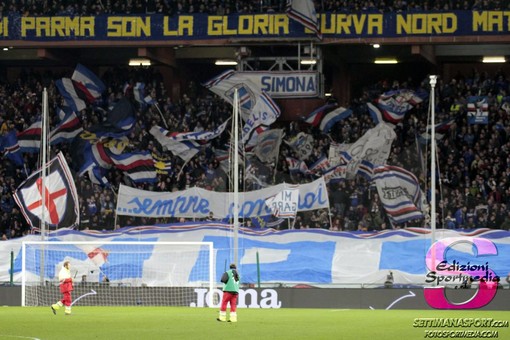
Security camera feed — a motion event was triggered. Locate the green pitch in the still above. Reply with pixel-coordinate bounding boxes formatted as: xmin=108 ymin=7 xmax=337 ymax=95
xmin=0 ymin=307 xmax=508 ymax=340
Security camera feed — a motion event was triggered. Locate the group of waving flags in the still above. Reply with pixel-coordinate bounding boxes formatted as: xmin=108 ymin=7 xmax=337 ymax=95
xmin=295 ymin=89 xmax=427 ymax=225
xmin=1 ymin=60 xmax=432 ymax=229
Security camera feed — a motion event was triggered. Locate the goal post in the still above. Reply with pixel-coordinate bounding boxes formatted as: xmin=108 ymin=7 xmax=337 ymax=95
xmin=21 ymin=241 xmax=215 ymax=307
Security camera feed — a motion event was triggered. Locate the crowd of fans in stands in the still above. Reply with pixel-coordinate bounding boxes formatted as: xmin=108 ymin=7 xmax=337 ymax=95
xmin=1 ymin=61 xmax=510 ymax=240
xmin=1 ymin=2 xmax=510 ymax=239
xmin=0 ymin=0 xmax=508 ymax=16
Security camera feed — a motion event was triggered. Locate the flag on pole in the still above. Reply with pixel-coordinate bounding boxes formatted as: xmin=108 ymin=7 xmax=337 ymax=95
xmin=0 ymin=130 xmax=24 ymax=166
xmin=49 ymin=111 xmax=83 ymax=145
xmin=72 ymin=63 xmax=106 ymax=101
xmin=203 ymin=70 xmax=281 ymax=143
xmin=286 ymin=156 xmax=309 ymax=174
xmin=369 ymin=89 xmax=423 ymax=126
xmin=109 ymin=151 xmax=157 ymax=183
xmin=150 ymin=125 xmax=200 ymax=162
xmin=286 ymin=0 xmax=321 ymax=39
xmin=304 ymin=103 xmax=337 ymax=126
xmin=467 ymin=98 xmax=489 ymax=125
xmin=17 ymin=121 xmax=42 ymax=153
xmin=13 ymin=152 xmax=79 ymax=229
xmin=372 ymin=165 xmax=424 ymax=225
xmin=55 ymin=78 xmax=87 ymax=113
xmin=253 ymin=129 xmax=284 ymax=163
xmin=319 ymin=107 xmax=353 ymax=133
xmin=339 ymin=123 xmax=396 ymax=178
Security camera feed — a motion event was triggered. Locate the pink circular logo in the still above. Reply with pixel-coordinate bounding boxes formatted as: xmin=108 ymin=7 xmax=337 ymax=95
xmin=424 ymin=237 xmax=499 ymax=309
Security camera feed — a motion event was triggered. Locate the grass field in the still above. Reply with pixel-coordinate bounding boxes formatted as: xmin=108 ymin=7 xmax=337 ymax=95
xmin=0 ymin=307 xmax=508 ymax=340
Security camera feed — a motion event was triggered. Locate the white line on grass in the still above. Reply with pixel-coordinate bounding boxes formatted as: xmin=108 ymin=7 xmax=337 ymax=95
xmin=0 ymin=335 xmax=41 ymax=340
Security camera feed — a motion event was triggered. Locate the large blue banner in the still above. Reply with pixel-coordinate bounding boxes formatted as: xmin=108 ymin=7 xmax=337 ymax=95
xmin=0 ymin=11 xmax=507 ymax=41
xmin=4 ymin=225 xmax=510 ymax=286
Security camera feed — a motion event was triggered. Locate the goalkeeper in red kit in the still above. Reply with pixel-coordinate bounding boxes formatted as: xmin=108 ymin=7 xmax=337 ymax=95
xmin=217 ymin=263 xmax=240 ymax=323
xmin=51 ymin=260 xmax=74 ymax=315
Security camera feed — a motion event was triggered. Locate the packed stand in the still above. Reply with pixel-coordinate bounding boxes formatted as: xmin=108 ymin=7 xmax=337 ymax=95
xmin=1 ymin=0 xmax=508 ymax=16
xmin=1 ymin=63 xmax=510 ymax=239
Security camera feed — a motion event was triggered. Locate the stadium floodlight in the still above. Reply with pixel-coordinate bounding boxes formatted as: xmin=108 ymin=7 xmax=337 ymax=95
xmin=215 ymin=59 xmax=238 ymax=66
xmin=21 ymin=241 xmax=215 ymax=307
xmin=374 ymin=58 xmax=398 ymax=64
xmin=482 ymin=56 xmax=506 ymax=63
xmin=129 ymin=58 xmax=151 ymax=66
xmin=300 ymin=59 xmax=317 ymax=65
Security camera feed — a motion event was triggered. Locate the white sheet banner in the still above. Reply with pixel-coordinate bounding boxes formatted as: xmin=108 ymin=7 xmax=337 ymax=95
xmin=116 ymin=177 xmax=329 ymax=218
xmin=265 ymin=187 xmax=299 ymax=218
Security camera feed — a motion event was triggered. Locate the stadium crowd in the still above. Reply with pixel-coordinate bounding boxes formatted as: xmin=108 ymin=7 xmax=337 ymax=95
xmin=1 ymin=2 xmax=510 ymax=239
xmin=1 ymin=61 xmax=510 ymax=240
xmin=1 ymin=0 xmax=508 ymax=16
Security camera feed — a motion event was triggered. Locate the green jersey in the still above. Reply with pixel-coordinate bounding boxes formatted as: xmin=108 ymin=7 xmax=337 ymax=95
xmin=221 ymin=269 xmax=240 ymax=293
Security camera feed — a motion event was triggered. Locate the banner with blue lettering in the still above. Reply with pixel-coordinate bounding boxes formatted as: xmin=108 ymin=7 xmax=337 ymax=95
xmin=0 ymin=11 xmax=508 ymax=41
xmin=240 ymin=71 xmax=319 ymax=98
xmin=115 ymin=177 xmax=329 ymax=219
xmin=4 ymin=226 xmax=509 ymax=286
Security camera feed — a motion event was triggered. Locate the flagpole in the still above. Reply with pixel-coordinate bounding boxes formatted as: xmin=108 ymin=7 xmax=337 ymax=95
xmin=39 ymin=88 xmax=49 ymax=285
xmin=154 ymin=103 xmax=169 ymax=129
xmin=233 ymin=89 xmax=240 ymax=266
xmin=429 ymin=75 xmax=437 ymax=247
xmin=41 ymin=88 xmax=49 ymax=240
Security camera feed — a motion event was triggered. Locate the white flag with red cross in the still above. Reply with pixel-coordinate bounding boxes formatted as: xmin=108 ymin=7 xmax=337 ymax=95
xmin=13 ymin=152 xmax=79 ymax=229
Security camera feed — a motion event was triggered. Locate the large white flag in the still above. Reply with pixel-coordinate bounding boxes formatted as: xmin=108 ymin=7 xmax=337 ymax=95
xmin=13 ymin=152 xmax=80 ymax=229
xmin=340 ymin=123 xmax=396 ymax=178
xmin=203 ymin=70 xmax=281 ymax=143
xmin=254 ymin=129 xmax=284 ymax=164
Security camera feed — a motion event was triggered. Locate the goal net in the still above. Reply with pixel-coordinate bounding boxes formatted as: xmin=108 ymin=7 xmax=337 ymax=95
xmin=21 ymin=241 xmax=214 ymax=307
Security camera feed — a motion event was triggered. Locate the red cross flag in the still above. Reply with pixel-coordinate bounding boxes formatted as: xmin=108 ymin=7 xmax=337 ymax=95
xmin=14 ymin=152 xmax=79 ymax=229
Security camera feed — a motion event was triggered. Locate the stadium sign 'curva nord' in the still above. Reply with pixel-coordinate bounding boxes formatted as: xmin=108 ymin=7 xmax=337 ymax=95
xmin=1 ymin=11 xmax=508 ymax=41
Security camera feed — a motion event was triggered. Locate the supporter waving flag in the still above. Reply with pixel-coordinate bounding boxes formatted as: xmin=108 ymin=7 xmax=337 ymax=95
xmin=304 ymin=102 xmax=337 ymax=127
xmin=286 ymin=0 xmax=321 ymax=39
xmin=162 ymin=119 xmax=230 ymax=142
xmin=253 ymin=129 xmax=284 ymax=164
xmin=150 ymin=125 xmax=200 ymax=162
xmin=319 ymin=106 xmax=353 ymax=133
xmin=203 ymin=70 xmax=280 ymax=143
xmin=49 ymin=110 xmax=83 ymax=145
xmin=0 ymin=129 xmax=24 ymax=167
xmin=109 ymin=151 xmax=157 ymax=183
xmin=372 ymin=165 xmax=424 ymax=225
xmin=17 ymin=121 xmax=42 ymax=153
xmin=285 ymin=157 xmax=309 ymax=174
xmin=369 ymin=89 xmax=423 ymax=126
xmin=69 ymin=138 xmax=113 ymax=186
xmin=308 ymin=154 xmax=330 ymax=175
xmin=339 ymin=123 xmax=396 ymax=178
xmin=467 ymin=97 xmax=489 ymax=124
xmin=55 ymin=78 xmax=87 ymax=113
xmin=72 ymin=64 xmax=106 ymax=101
xmin=87 ymin=97 xmax=136 ymax=138
xmin=13 ymin=152 xmax=79 ymax=229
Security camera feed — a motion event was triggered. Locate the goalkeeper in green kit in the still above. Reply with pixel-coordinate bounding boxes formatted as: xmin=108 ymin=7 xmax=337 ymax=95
xmin=217 ymin=263 xmax=240 ymax=322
